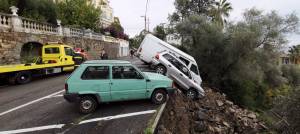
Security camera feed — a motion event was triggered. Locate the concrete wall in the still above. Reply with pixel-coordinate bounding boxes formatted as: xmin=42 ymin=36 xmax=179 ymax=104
xmin=0 ymin=30 xmax=119 ymax=65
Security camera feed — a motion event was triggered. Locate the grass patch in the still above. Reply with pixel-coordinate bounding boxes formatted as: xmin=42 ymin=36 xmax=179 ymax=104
xmin=143 ymin=104 xmax=164 ymax=134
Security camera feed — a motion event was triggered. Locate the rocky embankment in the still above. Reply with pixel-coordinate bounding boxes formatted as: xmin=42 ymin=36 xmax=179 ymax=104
xmin=157 ymin=88 xmax=268 ymax=134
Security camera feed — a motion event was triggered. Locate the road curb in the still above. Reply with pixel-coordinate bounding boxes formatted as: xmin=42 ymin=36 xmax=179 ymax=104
xmin=150 ymin=102 xmax=167 ymax=134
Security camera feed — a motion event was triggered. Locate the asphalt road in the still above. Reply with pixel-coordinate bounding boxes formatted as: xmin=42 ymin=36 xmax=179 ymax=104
xmin=0 ymin=57 xmax=158 ymax=134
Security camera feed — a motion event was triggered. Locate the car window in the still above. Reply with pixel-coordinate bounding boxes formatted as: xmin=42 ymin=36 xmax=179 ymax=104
xmin=163 ymin=53 xmax=190 ymax=77
xmin=190 ymin=64 xmax=199 ymax=75
xmin=112 ymin=66 xmax=143 ymax=79
xmin=64 ymin=47 xmax=74 ymax=56
xmin=81 ymin=66 xmax=109 ymax=80
xmin=179 ymin=57 xmax=190 ymax=66
xmin=45 ymin=47 xmax=59 ymax=54
xmin=162 ymin=53 xmax=174 ymax=61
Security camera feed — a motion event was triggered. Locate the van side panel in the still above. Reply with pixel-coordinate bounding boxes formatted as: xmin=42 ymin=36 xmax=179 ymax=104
xmin=139 ymin=35 xmax=167 ymax=63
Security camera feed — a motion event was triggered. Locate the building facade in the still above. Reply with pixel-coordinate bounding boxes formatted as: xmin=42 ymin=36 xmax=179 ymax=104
xmin=99 ymin=0 xmax=114 ymax=28
xmin=53 ymin=0 xmax=114 ymax=28
xmin=166 ymin=34 xmax=182 ymax=46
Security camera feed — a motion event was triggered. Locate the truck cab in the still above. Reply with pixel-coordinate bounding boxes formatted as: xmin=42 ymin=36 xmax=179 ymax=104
xmin=42 ymin=44 xmax=76 ymax=71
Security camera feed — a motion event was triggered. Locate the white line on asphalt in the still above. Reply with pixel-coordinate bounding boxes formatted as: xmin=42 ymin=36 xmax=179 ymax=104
xmin=0 ymin=124 xmax=64 ymax=134
xmin=0 ymin=90 xmax=64 ymax=116
xmin=0 ymin=110 xmax=157 ymax=134
xmin=50 ymin=94 xmax=63 ymax=98
xmin=79 ymin=110 xmax=157 ymax=124
xmin=151 ymin=103 xmax=166 ymax=131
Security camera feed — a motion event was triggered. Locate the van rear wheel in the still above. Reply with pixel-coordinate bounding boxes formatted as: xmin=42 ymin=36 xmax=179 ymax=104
xmin=79 ymin=96 xmax=98 ymax=114
xmin=155 ymin=65 xmax=167 ymax=75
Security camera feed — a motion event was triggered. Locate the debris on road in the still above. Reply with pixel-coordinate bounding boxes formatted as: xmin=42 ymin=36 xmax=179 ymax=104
xmin=157 ymin=87 xmax=268 ymax=134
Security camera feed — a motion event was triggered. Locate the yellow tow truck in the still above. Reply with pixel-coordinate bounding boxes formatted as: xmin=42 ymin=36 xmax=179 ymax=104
xmin=0 ymin=43 xmax=83 ymax=84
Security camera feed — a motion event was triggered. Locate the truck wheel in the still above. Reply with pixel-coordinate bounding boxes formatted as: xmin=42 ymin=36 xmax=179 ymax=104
xmin=155 ymin=65 xmax=167 ymax=75
xmin=79 ymin=96 xmax=98 ymax=114
xmin=15 ymin=71 xmax=32 ymax=84
xmin=186 ymin=89 xmax=197 ymax=100
xmin=151 ymin=90 xmax=167 ymax=105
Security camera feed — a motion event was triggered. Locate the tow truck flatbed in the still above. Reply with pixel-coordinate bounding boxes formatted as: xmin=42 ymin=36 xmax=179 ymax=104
xmin=0 ymin=43 xmax=83 ymax=84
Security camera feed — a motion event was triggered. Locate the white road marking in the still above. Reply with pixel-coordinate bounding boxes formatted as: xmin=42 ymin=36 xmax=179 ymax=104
xmin=0 ymin=90 xmax=64 ymax=116
xmin=0 ymin=124 xmax=64 ymax=134
xmin=0 ymin=110 xmax=157 ymax=134
xmin=50 ymin=94 xmax=63 ymax=98
xmin=79 ymin=110 xmax=156 ymax=124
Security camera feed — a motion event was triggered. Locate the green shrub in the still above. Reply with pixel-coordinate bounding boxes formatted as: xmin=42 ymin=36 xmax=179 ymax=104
xmin=281 ymin=64 xmax=300 ymax=86
xmin=175 ymin=9 xmax=298 ymax=110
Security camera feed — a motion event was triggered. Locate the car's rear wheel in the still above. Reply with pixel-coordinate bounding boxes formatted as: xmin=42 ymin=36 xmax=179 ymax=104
xmin=79 ymin=96 xmax=98 ymax=114
xmin=155 ymin=65 xmax=167 ymax=75
xmin=186 ymin=89 xmax=197 ymax=100
xmin=15 ymin=71 xmax=32 ymax=84
xmin=151 ymin=90 xmax=167 ymax=104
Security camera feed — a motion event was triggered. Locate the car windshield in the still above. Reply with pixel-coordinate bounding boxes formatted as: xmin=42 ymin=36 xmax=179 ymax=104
xmin=190 ymin=64 xmax=199 ymax=75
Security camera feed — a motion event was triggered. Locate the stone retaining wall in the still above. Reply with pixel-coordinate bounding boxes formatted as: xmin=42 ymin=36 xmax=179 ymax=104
xmin=0 ymin=30 xmax=119 ymax=65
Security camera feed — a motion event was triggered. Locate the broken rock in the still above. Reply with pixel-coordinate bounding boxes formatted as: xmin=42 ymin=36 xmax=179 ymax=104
xmin=225 ymin=100 xmax=234 ymax=105
xmin=194 ymin=121 xmax=206 ymax=132
xmin=216 ymin=100 xmax=224 ymax=106
xmin=222 ymin=121 xmax=230 ymax=127
xmin=228 ymin=107 xmax=236 ymax=113
xmin=247 ymin=113 xmax=256 ymax=119
xmin=197 ymin=111 xmax=209 ymax=121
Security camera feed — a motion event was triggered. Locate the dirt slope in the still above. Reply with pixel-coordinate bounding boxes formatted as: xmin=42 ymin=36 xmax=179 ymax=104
xmin=157 ymin=88 xmax=268 ymax=134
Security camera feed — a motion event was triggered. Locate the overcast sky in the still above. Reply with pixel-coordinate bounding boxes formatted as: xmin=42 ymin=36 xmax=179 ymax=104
xmin=110 ymin=0 xmax=300 ymax=46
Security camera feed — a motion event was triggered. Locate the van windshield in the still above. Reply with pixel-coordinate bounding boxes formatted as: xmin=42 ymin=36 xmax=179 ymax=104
xmin=190 ymin=64 xmax=199 ymax=75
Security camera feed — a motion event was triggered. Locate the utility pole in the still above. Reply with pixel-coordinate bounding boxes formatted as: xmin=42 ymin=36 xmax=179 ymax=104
xmin=147 ymin=18 xmax=150 ymax=32
xmin=141 ymin=0 xmax=149 ymax=32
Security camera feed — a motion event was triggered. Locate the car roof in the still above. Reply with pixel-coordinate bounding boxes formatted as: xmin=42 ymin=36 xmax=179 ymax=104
xmin=83 ymin=60 xmax=131 ymax=64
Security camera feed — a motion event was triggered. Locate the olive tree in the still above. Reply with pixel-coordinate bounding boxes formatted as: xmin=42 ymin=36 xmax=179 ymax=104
xmin=176 ymin=8 xmax=299 ymax=109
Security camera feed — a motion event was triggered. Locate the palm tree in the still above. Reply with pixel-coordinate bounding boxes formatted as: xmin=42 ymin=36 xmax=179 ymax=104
xmin=289 ymin=45 xmax=300 ymax=64
xmin=210 ymin=0 xmax=233 ymax=27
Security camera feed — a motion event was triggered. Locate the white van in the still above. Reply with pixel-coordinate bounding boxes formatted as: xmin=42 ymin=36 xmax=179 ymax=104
xmin=137 ymin=34 xmax=202 ymax=85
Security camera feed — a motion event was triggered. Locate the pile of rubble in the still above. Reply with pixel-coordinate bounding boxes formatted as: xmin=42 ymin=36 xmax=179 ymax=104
xmin=157 ymin=87 xmax=268 ymax=134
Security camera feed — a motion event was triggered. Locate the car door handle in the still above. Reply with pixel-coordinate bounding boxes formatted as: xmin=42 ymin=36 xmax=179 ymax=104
xmin=180 ymin=74 xmax=183 ymax=76
xmin=168 ymin=65 xmax=171 ymax=67
xmin=110 ymin=82 xmax=113 ymax=85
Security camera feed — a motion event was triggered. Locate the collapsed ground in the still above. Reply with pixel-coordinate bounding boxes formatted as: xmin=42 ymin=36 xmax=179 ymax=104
xmin=157 ymin=87 xmax=268 ymax=134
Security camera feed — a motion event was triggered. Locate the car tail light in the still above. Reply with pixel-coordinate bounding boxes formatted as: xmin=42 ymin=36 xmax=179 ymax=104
xmin=172 ymin=81 xmax=176 ymax=88
xmin=65 ymin=83 xmax=68 ymax=92
xmin=155 ymin=54 xmax=159 ymax=59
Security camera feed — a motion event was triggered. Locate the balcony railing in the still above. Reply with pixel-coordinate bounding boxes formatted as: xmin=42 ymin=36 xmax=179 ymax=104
xmin=0 ymin=8 xmax=128 ymax=44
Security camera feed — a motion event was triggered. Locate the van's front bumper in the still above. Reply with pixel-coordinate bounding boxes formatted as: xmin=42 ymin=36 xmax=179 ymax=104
xmin=64 ymin=93 xmax=80 ymax=103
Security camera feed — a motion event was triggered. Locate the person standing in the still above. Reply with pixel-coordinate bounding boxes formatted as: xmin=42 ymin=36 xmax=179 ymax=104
xmin=130 ymin=49 xmax=135 ymax=58
xmin=100 ymin=48 xmax=108 ymax=60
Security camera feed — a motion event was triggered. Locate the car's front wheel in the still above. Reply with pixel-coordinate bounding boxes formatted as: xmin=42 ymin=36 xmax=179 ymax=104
xmin=186 ymin=89 xmax=198 ymax=100
xmin=151 ymin=90 xmax=167 ymax=104
xmin=79 ymin=96 xmax=98 ymax=114
xmin=155 ymin=65 xmax=167 ymax=75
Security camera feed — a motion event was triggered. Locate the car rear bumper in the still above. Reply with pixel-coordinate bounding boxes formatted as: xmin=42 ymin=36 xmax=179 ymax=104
xmin=166 ymin=87 xmax=176 ymax=95
xmin=64 ymin=93 xmax=80 ymax=103
xmin=151 ymin=58 xmax=160 ymax=66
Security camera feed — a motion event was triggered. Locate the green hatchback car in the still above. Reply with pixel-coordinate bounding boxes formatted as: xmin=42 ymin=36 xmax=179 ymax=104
xmin=64 ymin=60 xmax=175 ymax=114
